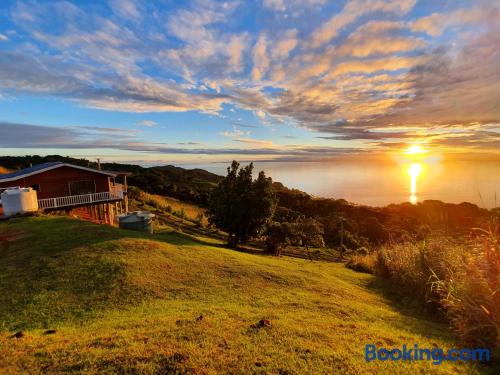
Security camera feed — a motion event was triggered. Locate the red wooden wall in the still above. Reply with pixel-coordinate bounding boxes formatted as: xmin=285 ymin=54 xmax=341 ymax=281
xmin=0 ymin=166 xmax=111 ymax=199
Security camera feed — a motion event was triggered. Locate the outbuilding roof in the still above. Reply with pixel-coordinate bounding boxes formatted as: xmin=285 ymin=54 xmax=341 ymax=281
xmin=0 ymin=162 xmax=118 ymax=183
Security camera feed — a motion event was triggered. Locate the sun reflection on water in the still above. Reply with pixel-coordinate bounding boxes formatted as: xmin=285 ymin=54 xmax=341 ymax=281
xmin=407 ymin=162 xmax=423 ymax=204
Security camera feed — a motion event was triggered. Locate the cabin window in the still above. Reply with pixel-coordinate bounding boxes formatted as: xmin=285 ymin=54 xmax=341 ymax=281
xmin=69 ymin=180 xmax=96 ymax=196
xmin=30 ymin=184 xmax=41 ymax=192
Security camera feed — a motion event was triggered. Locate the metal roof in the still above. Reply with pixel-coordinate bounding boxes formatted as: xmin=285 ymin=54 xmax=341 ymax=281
xmin=0 ymin=162 xmax=118 ymax=183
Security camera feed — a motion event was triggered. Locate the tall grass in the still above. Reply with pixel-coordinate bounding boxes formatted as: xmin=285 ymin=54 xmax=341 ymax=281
xmin=348 ymin=231 xmax=499 ymax=348
xmin=429 ymin=230 xmax=499 ymax=348
xmin=135 ymin=190 xmax=207 ymax=225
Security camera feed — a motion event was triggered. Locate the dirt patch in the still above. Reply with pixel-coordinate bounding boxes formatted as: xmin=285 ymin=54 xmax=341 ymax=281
xmin=0 ymin=231 xmax=26 ymax=251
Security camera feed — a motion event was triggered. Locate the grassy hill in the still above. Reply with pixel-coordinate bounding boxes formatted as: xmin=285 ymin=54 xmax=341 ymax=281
xmin=0 ymin=217 xmax=491 ymax=374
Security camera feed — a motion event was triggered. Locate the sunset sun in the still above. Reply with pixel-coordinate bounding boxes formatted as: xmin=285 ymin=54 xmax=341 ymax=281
xmin=405 ymin=144 xmax=427 ymax=155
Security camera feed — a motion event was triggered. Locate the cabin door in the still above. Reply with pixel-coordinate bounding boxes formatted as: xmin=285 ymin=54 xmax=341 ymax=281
xmin=69 ymin=180 xmax=96 ymax=196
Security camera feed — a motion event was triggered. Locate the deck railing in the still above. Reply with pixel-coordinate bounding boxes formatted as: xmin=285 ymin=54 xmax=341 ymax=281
xmin=38 ymin=190 xmax=124 ymax=210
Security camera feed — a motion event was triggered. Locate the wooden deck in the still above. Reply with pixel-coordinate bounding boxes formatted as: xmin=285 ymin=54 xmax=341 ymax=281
xmin=38 ymin=184 xmax=124 ymax=210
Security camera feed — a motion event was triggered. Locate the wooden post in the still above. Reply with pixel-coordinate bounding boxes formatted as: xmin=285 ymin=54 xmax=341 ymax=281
xmin=107 ymin=203 xmax=112 ymax=225
xmin=123 ymin=175 xmax=129 ymax=213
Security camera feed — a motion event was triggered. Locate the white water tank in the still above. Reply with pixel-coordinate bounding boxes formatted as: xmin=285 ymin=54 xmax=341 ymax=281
xmin=1 ymin=187 xmax=39 ymax=216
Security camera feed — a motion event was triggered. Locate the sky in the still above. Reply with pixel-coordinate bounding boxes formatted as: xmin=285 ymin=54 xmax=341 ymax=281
xmin=0 ymin=0 xmax=499 ymax=165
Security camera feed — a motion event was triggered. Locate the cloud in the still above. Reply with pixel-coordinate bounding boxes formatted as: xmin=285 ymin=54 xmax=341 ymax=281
xmin=255 ymin=110 xmax=266 ymax=119
xmin=78 ymin=126 xmax=136 ymax=133
xmin=316 ymin=128 xmax=414 ymax=141
xmin=337 ymin=21 xmax=424 ymax=57
xmin=164 ymin=0 xmax=245 ymax=79
xmin=0 ymin=34 xmax=7 ymax=41
xmin=0 ymin=50 xmax=228 ymax=113
xmin=328 ymin=56 xmax=423 ymax=78
xmin=1 ymin=0 xmax=499 ymax=154
xmin=219 ymin=126 xmax=250 ymax=138
xmin=177 ymin=141 xmax=202 ymax=146
xmin=228 ymin=34 xmax=247 ymax=72
xmin=0 ymin=52 xmax=84 ymax=93
xmin=5 ymin=120 xmax=500 ymax=158
xmin=0 ymin=122 xmax=80 ymax=147
xmin=271 ymin=29 xmax=298 ymax=60
xmin=137 ymin=120 xmax=157 ymax=127
xmin=351 ymin=27 xmax=500 ymax=130
xmin=252 ymin=34 xmax=269 ymax=81
xmin=0 ymin=121 xmax=134 ymax=148
xmin=311 ymin=0 xmax=416 ymax=48
xmin=262 ymin=0 xmax=326 ymax=13
xmin=108 ymin=0 xmax=141 ymax=20
xmin=410 ymin=4 xmax=499 ymax=37
xmin=0 ymin=121 xmax=364 ymax=157
xmin=233 ymin=138 xmax=277 ymax=148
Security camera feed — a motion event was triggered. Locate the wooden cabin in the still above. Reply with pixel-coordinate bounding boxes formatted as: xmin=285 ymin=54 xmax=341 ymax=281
xmin=0 ymin=162 xmax=129 ymax=224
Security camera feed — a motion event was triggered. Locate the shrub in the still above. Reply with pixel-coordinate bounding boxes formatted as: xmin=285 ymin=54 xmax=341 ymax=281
xmin=429 ymin=231 xmax=499 ymax=347
xmin=127 ymin=186 xmax=141 ymax=200
xmin=370 ymin=234 xmax=499 ymax=348
xmin=147 ymin=199 xmax=161 ymax=209
xmin=338 ymin=244 xmax=349 ymax=258
xmin=346 ymin=253 xmax=376 ymax=273
xmin=195 ymin=212 xmax=205 ymax=227
xmin=355 ymin=246 xmax=369 ymax=255
xmin=265 ymin=221 xmax=295 ymax=256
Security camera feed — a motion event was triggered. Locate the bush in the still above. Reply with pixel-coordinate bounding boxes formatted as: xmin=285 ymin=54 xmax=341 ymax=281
xmin=127 ymin=186 xmax=141 ymax=200
xmin=355 ymin=246 xmax=369 ymax=255
xmin=146 ymin=199 xmax=161 ymax=210
xmin=195 ymin=212 xmax=205 ymax=227
xmin=346 ymin=253 xmax=376 ymax=273
xmin=177 ymin=208 xmax=186 ymax=220
xmin=429 ymin=232 xmax=499 ymax=348
xmin=371 ymin=235 xmax=499 ymax=348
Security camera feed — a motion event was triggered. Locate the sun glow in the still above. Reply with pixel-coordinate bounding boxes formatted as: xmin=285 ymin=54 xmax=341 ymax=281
xmin=405 ymin=144 xmax=427 ymax=155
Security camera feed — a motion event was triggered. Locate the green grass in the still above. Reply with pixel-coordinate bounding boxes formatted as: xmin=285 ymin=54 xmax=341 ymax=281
xmin=0 ymin=216 xmax=491 ymax=374
xmin=136 ymin=191 xmax=207 ymax=225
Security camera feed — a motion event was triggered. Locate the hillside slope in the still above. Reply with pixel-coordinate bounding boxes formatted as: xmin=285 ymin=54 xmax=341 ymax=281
xmin=0 ymin=217 xmax=488 ymax=374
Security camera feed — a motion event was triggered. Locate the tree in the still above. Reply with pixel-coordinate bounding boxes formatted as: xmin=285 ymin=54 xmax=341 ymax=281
xmin=296 ymin=218 xmax=325 ymax=260
xmin=208 ymin=161 xmax=276 ymax=247
xmin=265 ymin=221 xmax=296 ymax=256
xmin=265 ymin=218 xmax=325 ymax=258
